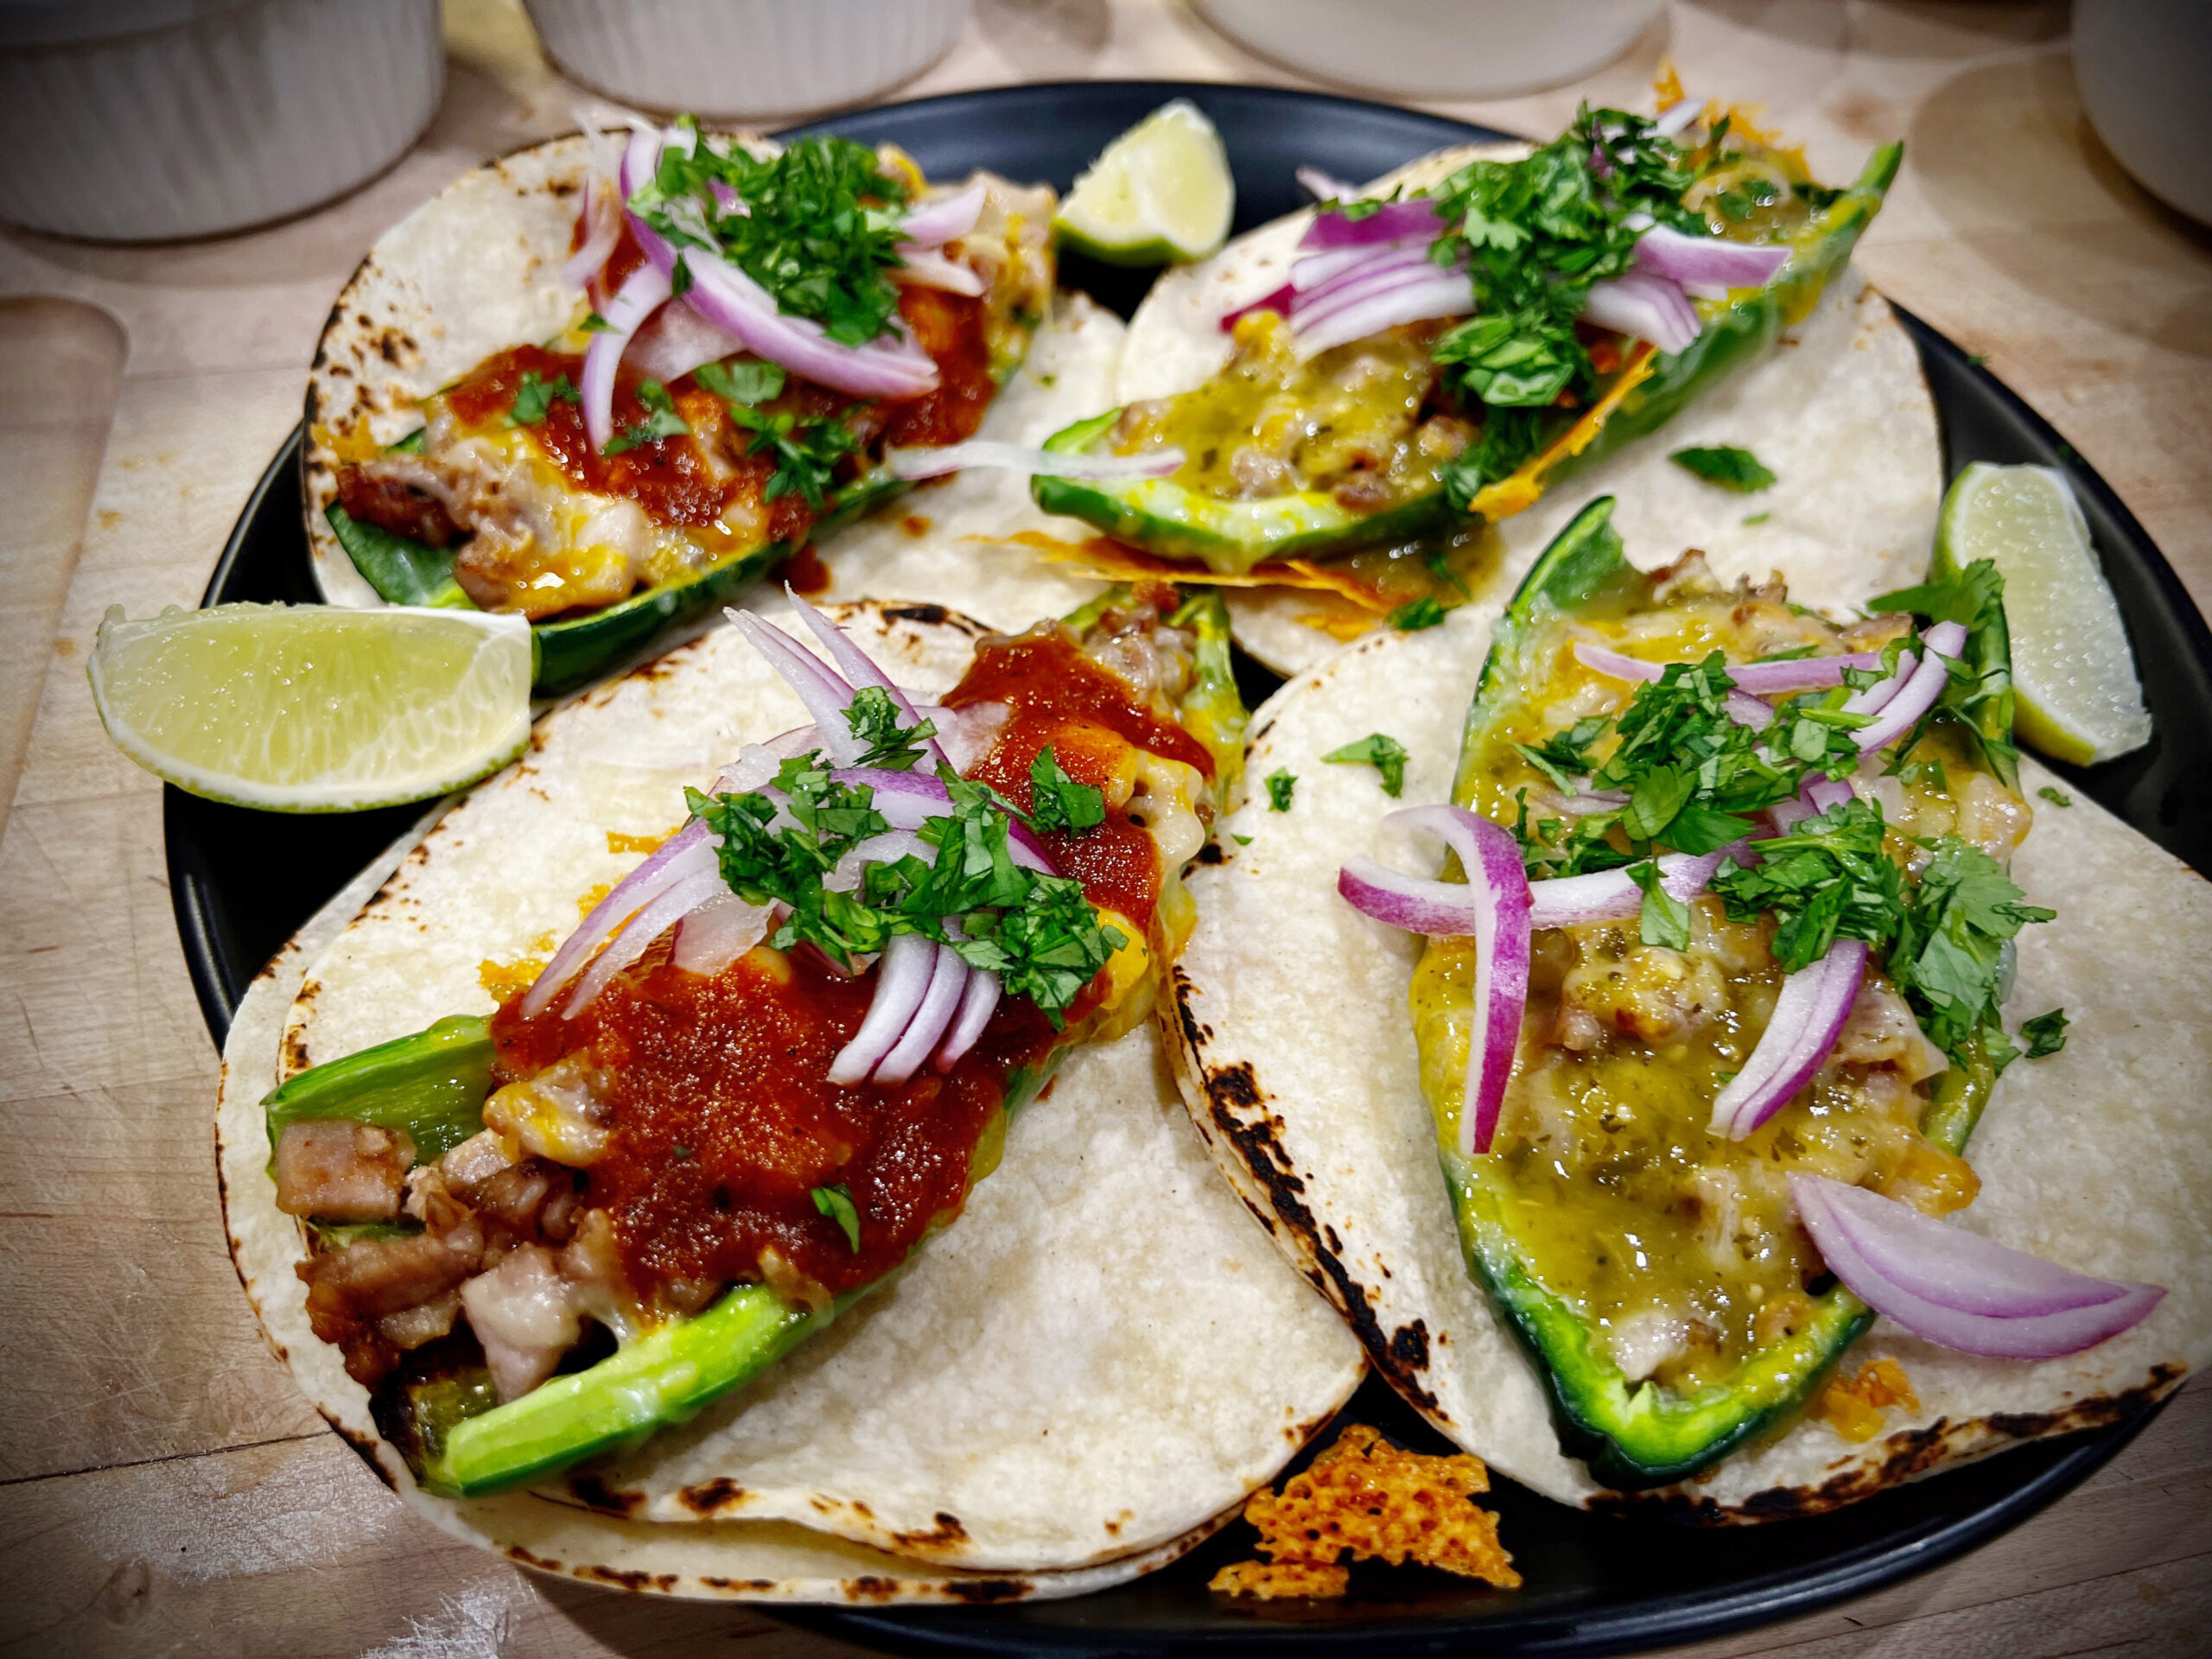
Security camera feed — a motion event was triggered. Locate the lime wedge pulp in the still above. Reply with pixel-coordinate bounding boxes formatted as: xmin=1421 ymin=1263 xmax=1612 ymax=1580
xmin=90 ymin=602 xmax=533 ymax=811
xmin=1055 ymin=99 xmax=1235 ymax=266
xmin=1932 ymin=461 xmax=2151 ymax=766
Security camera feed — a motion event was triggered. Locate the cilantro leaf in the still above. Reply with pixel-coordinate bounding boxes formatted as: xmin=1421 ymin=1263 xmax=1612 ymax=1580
xmin=1672 ymin=444 xmax=1778 ymax=491
xmin=726 ymin=403 xmax=858 ymax=509
xmin=811 ymin=1184 xmax=861 ymax=1250
xmin=602 ymin=378 xmax=691 ymax=455
xmin=1629 ymin=859 xmax=1691 ymax=950
xmin=1623 ymin=765 xmax=1694 ymax=842
xmin=1028 ymin=747 xmax=1107 ymax=836
xmin=580 ymin=311 xmax=615 ymax=334
xmin=694 ymin=359 xmax=787 ymax=406
xmin=843 ymin=686 xmax=936 ymax=771
xmin=2020 ymin=1007 xmax=2069 ymax=1058
xmin=1266 ymin=769 xmax=1296 ymax=812
xmin=2037 ymin=785 xmax=2072 ymax=808
xmin=1390 ymin=594 xmax=1448 ymax=632
xmin=505 ymin=369 xmax=579 ymax=427
xmin=1325 ymin=734 xmax=1409 ymax=797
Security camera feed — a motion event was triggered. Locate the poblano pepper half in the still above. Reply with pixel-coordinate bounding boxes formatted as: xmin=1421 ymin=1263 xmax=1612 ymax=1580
xmin=1412 ymin=497 xmax=2033 ymax=1487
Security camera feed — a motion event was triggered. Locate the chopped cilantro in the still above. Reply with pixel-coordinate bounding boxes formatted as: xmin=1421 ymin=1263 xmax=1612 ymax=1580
xmin=580 ymin=311 xmax=615 ymax=334
xmin=669 ymin=255 xmax=695 ymax=298
xmin=671 ymin=1144 xmax=693 ymax=1159
xmin=1390 ymin=594 xmax=1448 ymax=632
xmin=1872 ymin=558 xmax=2018 ymax=789
xmin=1967 ymin=352 xmax=1988 ymax=366
xmin=2021 ymin=1007 xmax=2069 ymax=1058
xmin=1629 ymin=859 xmax=1691 ymax=950
xmin=1671 ymin=445 xmax=1777 ymax=492
xmin=602 ymin=378 xmax=691 ymax=455
xmin=1028 ymin=747 xmax=1107 ymax=836
xmin=505 ymin=369 xmax=579 ymax=427
xmin=2037 ymin=785 xmax=2072 ymax=808
xmin=689 ymin=751 xmax=1125 ymax=1028
xmin=1742 ymin=512 xmax=1770 ymax=525
xmin=1901 ymin=758 xmax=1950 ymax=792
xmin=1325 ymin=734 xmax=1410 ymax=797
xmin=844 ymin=685 xmax=936 ymax=771
xmin=630 ymin=131 xmax=910 ymax=346
xmin=811 ymin=1184 xmax=861 ymax=1250
xmin=726 ymin=403 xmax=858 ymax=509
xmin=1266 ymin=770 xmax=1296 ymax=812
xmin=1423 ymin=547 xmax=1470 ymax=596
xmin=694 ymin=359 xmax=788 ymax=406
xmin=1232 ymin=833 xmax=1254 ymax=846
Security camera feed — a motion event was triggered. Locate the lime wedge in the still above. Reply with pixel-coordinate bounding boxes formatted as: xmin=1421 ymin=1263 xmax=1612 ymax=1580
xmin=1932 ymin=461 xmax=2151 ymax=766
xmin=1055 ymin=99 xmax=1234 ymax=266
xmin=90 ymin=603 xmax=533 ymax=811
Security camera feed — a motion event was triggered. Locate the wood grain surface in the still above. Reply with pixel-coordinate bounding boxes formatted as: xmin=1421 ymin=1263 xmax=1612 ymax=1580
xmin=1 ymin=3 xmax=2204 ymax=1655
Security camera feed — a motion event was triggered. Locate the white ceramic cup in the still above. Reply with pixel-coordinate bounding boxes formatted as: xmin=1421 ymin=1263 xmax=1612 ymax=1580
xmin=2073 ymin=0 xmax=2212 ymax=226
xmin=0 ymin=0 xmax=443 ymax=242
xmin=1192 ymin=0 xmax=1664 ymax=100
xmin=524 ymin=0 xmax=973 ymax=120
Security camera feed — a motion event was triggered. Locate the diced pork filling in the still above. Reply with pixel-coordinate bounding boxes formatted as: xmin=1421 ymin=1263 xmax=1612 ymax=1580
xmin=274 ymin=1120 xmax=416 ymax=1222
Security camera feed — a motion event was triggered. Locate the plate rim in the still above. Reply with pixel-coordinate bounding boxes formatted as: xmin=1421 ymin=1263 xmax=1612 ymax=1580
xmin=168 ymin=76 xmax=2190 ymax=1657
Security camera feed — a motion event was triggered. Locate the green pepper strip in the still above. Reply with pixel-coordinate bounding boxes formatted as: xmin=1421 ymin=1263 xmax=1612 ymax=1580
xmin=262 ymin=1013 xmax=495 ymax=1171
xmin=1421 ymin=486 xmax=2005 ymax=1489
xmin=1028 ymin=143 xmax=1902 ymax=578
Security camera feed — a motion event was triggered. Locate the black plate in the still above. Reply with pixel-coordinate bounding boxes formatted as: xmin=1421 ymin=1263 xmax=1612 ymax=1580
xmin=172 ymin=80 xmax=2201 ymax=1658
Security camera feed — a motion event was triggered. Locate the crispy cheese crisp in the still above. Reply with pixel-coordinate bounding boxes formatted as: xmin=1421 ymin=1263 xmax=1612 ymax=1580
xmin=1208 ymin=1560 xmax=1350 ymax=1600
xmin=1209 ymin=1423 xmax=1520 ymax=1599
xmin=1811 ymin=1358 xmax=1921 ymax=1443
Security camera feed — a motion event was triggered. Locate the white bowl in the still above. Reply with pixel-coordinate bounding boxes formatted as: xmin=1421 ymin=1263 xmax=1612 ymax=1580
xmin=0 ymin=0 xmax=443 ymax=243
xmin=1192 ymin=0 xmax=1662 ymax=99
xmin=524 ymin=0 xmax=972 ymax=121
xmin=2073 ymin=0 xmax=2212 ymax=226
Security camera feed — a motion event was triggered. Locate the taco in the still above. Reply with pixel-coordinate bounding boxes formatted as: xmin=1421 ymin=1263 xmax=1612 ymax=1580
xmin=1167 ymin=501 xmax=2209 ymax=1516
xmin=219 ymin=596 xmax=1362 ymax=1594
xmin=307 ymin=122 xmax=1057 ymax=692
xmin=1022 ymin=93 xmax=1938 ymax=674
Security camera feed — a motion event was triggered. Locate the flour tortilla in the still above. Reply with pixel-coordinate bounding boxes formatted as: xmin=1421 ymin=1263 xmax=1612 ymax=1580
xmin=219 ymin=601 xmax=1363 ymax=1598
xmin=1166 ymin=604 xmax=2209 ymax=1517
xmin=1107 ymin=145 xmax=1941 ymax=675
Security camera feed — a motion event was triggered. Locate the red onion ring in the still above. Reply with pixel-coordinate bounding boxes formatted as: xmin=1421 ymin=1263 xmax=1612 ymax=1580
xmin=1853 ymin=620 xmax=1967 ymax=753
xmin=671 ymin=890 xmax=773 ymax=976
xmin=1570 ymin=640 xmax=1777 ymax=731
xmin=935 ymin=967 xmax=1002 ymax=1071
xmin=1790 ymin=1174 xmax=2166 ymax=1358
xmin=564 ymin=861 xmax=731 ymax=1017
xmin=784 ymin=593 xmax=950 ymax=773
xmin=624 ymin=298 xmax=746 ymax=386
xmin=1292 ymin=242 xmax=1435 ymax=312
xmin=1580 ymin=270 xmax=1700 ymax=354
xmin=884 ymin=441 xmax=1185 ymax=483
xmin=874 ymin=944 xmax=971 ymax=1084
xmin=828 ymin=931 xmax=936 ymax=1084
xmin=523 ymin=817 xmax=712 ymax=1019
xmin=892 ymin=245 xmax=987 ymax=296
xmin=581 ymin=260 xmax=674 ymax=453
xmin=1633 ymin=224 xmax=1790 ymax=291
xmin=1528 ymin=843 xmax=1744 ymax=929
xmin=1294 ymin=269 xmax=1476 ymax=355
xmin=1300 ymin=196 xmax=1446 ymax=250
xmin=563 ymin=173 xmax=623 ymax=291
xmin=1710 ymin=938 xmax=1867 ymax=1139
xmin=727 ymin=612 xmax=870 ymax=766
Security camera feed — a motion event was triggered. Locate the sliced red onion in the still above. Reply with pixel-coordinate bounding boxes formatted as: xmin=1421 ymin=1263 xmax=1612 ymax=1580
xmin=1550 ymin=788 xmax=1628 ymax=817
xmin=1291 ymin=253 xmax=1453 ymax=338
xmin=925 ymin=701 xmax=1011 ymax=773
xmin=1526 ymin=844 xmax=1741 ymax=930
xmin=1300 ymin=197 xmax=1446 ymax=250
xmin=581 ymin=260 xmax=674 ymax=453
xmin=1710 ymin=938 xmax=1866 ymax=1139
xmin=655 ymin=236 xmax=941 ymax=401
xmin=625 ymin=298 xmax=747 ymax=385
xmin=828 ymin=767 xmax=1058 ymax=873
xmin=1294 ymin=268 xmax=1475 ymax=355
xmin=1293 ymin=240 xmax=1432 ymax=302
xmin=1296 ymin=165 xmax=1358 ymax=203
xmin=1853 ymin=621 xmax=1967 ymax=753
xmin=826 ymin=829 xmax=935 ymax=893
xmin=711 ymin=726 xmax=825 ymax=796
xmin=1221 ymin=281 xmax=1294 ymax=332
xmin=1572 ymin=640 xmax=1664 ymax=684
xmin=1764 ymin=774 xmax=1852 ymax=836
xmin=874 ymin=944 xmax=971 ymax=1084
xmin=828 ymin=931 xmax=937 ymax=1084
xmin=727 ymin=611 xmax=869 ymax=766
xmin=1634 ymin=224 xmax=1790 ymax=292
xmin=935 ymin=967 xmax=1001 ymax=1071
xmin=563 ymin=173 xmax=623 ymax=291
xmin=564 ymin=863 xmax=729 ymax=1017
xmin=883 ymin=440 xmax=1185 ymax=483
xmin=1803 ymin=776 xmax=1853 ymax=814
xmin=1841 ymin=651 xmax=1917 ymax=717
xmin=1728 ymin=652 xmax=1885 ymax=694
xmin=670 ymin=890 xmax=773 ymax=976
xmin=899 ymin=181 xmax=987 ymax=247
xmin=893 ymin=245 xmax=987 ymax=296
xmin=1580 ymin=270 xmax=1700 ymax=354
xmin=1654 ymin=97 xmax=1703 ymax=140
xmin=1337 ymin=806 xmax=1529 ymax=1154
xmin=1790 ymin=1174 xmax=2165 ymax=1358
xmin=522 ymin=817 xmax=711 ymax=1019
xmin=1726 ymin=690 xmax=1776 ymax=730
xmin=785 ymin=591 xmax=951 ymax=773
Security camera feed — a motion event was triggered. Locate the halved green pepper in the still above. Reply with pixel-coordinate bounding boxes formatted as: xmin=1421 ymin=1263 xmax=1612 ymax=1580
xmin=1030 ymin=145 xmax=1901 ymax=578
xmin=1419 ymin=496 xmax=2000 ymax=1489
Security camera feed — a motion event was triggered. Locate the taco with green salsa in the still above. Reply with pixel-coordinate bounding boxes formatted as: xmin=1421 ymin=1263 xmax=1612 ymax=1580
xmin=1168 ymin=499 xmax=2211 ymax=1515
